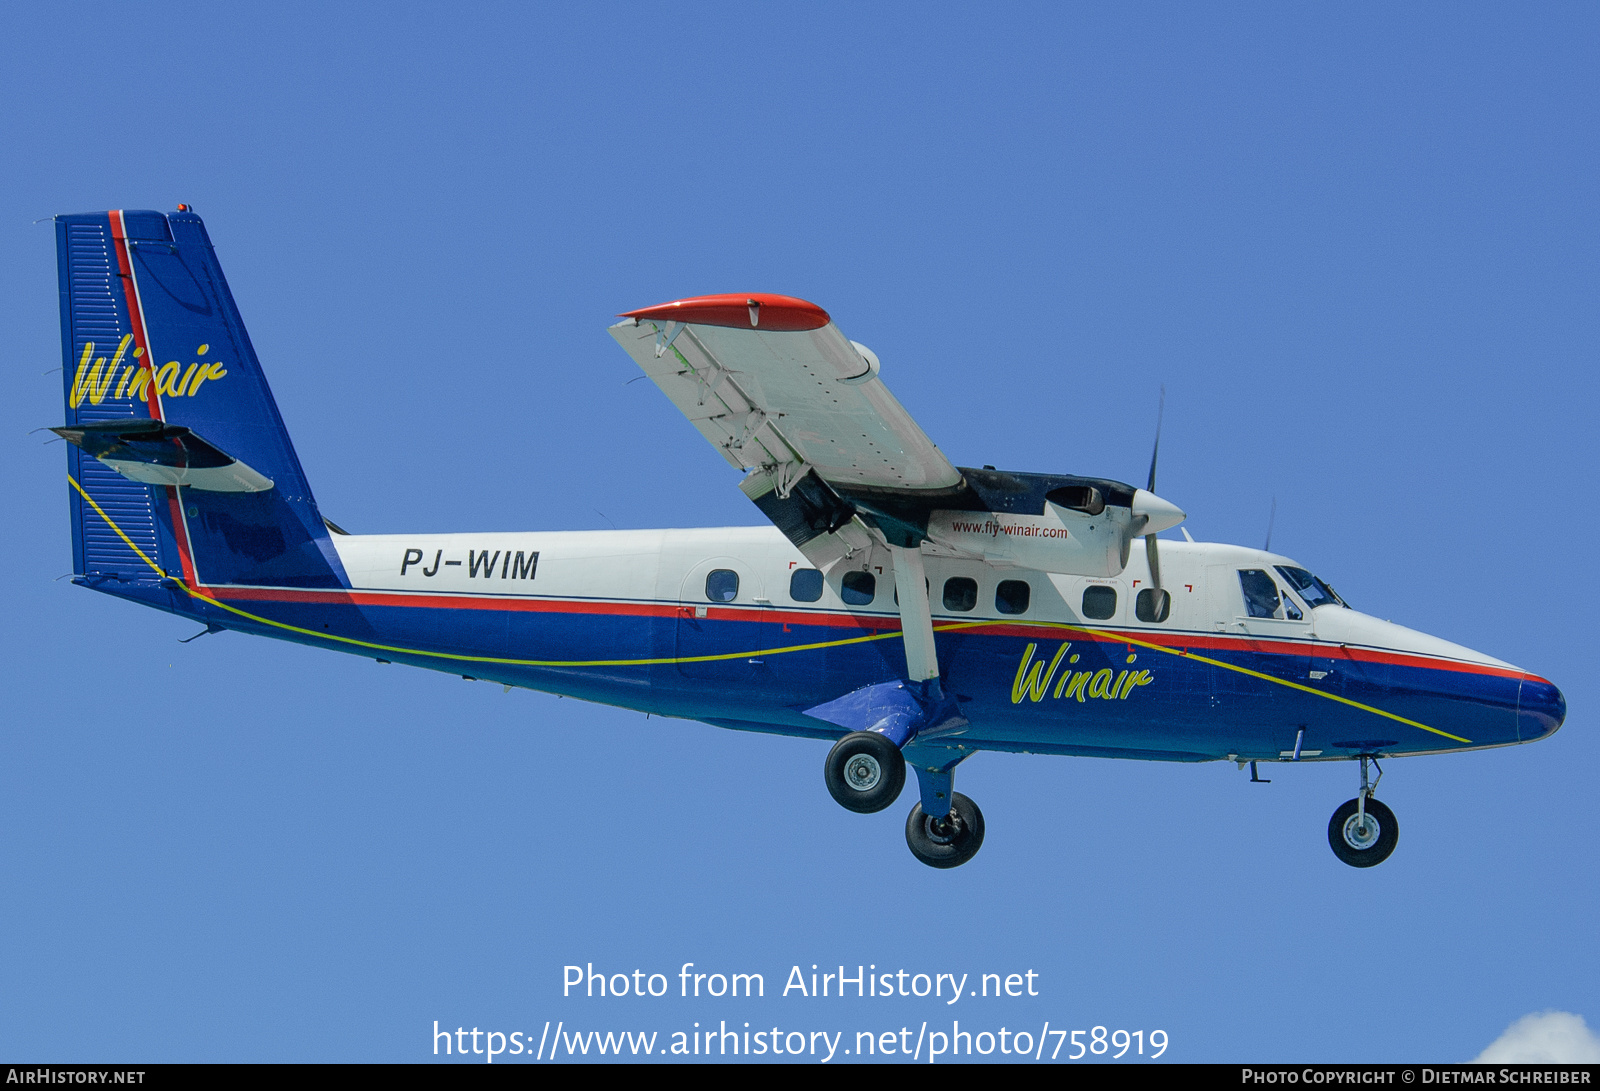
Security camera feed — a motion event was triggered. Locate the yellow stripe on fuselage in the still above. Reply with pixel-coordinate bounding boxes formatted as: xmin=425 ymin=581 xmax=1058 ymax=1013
xmin=65 ymin=474 xmax=1468 ymax=743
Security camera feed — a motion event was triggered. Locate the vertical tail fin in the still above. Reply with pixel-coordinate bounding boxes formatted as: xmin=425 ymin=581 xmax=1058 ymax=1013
xmin=56 ymin=209 xmax=346 ymax=596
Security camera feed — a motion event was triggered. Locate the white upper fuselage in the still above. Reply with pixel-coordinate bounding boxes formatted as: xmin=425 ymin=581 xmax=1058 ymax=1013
xmin=328 ymin=528 xmax=1514 ymax=672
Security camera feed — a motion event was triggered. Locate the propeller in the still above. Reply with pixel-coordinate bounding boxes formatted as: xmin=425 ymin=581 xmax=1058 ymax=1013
xmin=1142 ymin=387 xmax=1170 ymax=622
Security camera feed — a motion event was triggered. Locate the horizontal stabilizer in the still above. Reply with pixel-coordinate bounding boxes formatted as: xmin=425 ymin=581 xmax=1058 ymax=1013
xmin=52 ymin=418 xmax=274 ymax=493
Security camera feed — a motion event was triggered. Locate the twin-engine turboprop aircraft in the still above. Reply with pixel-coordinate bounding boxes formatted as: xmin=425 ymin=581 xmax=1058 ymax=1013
xmin=49 ymin=209 xmax=1566 ymax=869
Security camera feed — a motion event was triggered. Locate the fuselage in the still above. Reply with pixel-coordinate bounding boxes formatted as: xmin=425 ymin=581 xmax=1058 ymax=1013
xmin=161 ymin=525 xmax=1564 ymax=764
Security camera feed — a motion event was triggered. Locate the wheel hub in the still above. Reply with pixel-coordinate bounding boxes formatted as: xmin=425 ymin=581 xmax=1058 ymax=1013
xmin=924 ymin=814 xmax=959 ymax=844
xmin=843 ymin=753 xmax=882 ymax=792
xmin=1342 ymin=811 xmax=1381 ymax=850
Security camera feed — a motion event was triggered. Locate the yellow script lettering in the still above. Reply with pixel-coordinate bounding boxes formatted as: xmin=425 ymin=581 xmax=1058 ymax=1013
xmin=1121 ymin=670 xmax=1155 ymax=699
xmin=1061 ymin=671 xmax=1091 ymax=702
xmin=68 ymin=340 xmax=124 ymax=407
xmin=67 ymin=342 xmax=97 ymax=407
xmin=153 ymin=361 xmax=183 ymax=397
xmin=125 ymin=367 xmax=151 ymax=401
xmin=187 ymin=360 xmax=227 ymax=397
xmin=1012 ymin=642 xmax=1070 ymax=704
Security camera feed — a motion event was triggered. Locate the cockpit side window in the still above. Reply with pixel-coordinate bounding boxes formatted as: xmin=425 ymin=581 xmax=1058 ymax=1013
xmin=1238 ymin=569 xmax=1282 ymax=619
xmin=1274 ymin=565 xmax=1346 ymax=609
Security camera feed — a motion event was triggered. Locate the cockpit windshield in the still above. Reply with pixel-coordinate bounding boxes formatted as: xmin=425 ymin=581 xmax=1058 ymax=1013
xmin=1275 ymin=565 xmax=1346 ymax=609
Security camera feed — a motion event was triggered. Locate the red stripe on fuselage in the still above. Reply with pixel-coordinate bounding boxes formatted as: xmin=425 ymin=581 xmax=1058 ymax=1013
xmin=192 ymin=583 xmax=1523 ymax=678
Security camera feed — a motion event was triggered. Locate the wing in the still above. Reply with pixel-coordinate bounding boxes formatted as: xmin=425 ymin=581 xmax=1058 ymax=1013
xmin=609 ymin=294 xmax=961 ymax=492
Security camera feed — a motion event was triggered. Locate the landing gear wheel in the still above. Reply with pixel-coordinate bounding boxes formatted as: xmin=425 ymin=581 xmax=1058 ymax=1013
xmin=824 ymin=732 xmax=905 ymax=814
xmin=905 ymin=792 xmax=985 ymax=869
xmin=1327 ymin=797 xmax=1398 ymax=868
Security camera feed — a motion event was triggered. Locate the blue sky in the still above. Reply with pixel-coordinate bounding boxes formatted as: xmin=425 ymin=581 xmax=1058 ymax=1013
xmin=2 ymin=2 xmax=1596 ymax=1063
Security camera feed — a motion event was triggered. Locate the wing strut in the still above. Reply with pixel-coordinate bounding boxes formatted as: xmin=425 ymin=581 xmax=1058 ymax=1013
xmin=887 ymin=544 xmax=976 ymax=819
xmin=888 ymin=543 xmax=938 ymax=683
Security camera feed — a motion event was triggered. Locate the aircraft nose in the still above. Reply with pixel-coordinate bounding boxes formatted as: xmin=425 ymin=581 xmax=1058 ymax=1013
xmin=1517 ymin=675 xmax=1567 ymax=742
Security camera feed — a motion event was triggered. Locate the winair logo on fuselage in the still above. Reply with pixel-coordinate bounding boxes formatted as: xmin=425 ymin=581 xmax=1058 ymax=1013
xmin=1011 ymin=641 xmax=1154 ymax=705
xmin=400 ymin=548 xmax=539 ymax=581
xmin=68 ymin=337 xmax=229 ymax=407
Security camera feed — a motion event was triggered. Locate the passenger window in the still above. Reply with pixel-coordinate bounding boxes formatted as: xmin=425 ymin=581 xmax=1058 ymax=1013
xmin=996 ymin=580 xmax=1030 ymax=615
xmin=789 ymin=568 xmax=823 ymax=603
xmin=841 ymin=570 xmax=876 ymax=606
xmin=943 ymin=577 xmax=978 ymax=612
xmin=1082 ymin=585 xmax=1116 ymax=620
xmin=705 ymin=569 xmax=739 ymax=603
xmin=1135 ymin=588 xmax=1170 ymax=623
xmin=1238 ymin=569 xmax=1281 ymax=618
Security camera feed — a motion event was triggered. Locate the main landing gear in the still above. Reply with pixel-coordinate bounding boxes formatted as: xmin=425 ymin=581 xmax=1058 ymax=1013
xmin=818 ymin=543 xmax=985 ymax=869
xmin=824 ymin=732 xmax=985 ymax=869
xmin=824 ymin=732 xmax=905 ymax=814
xmin=1328 ymin=755 xmax=1398 ymax=868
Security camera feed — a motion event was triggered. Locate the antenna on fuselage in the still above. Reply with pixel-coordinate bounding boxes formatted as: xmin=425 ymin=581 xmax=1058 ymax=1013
xmin=1263 ymin=496 xmax=1277 ymax=553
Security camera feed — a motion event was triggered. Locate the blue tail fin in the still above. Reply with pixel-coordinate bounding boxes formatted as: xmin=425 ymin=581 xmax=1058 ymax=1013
xmin=56 ymin=209 xmax=347 ymax=597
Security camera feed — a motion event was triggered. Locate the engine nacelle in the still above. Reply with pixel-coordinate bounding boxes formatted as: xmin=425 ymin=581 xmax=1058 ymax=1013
xmin=924 ymin=489 xmax=1185 ymax=577
xmin=925 ymin=505 xmax=1127 ymax=575
xmin=742 ymin=462 xmax=1186 ymax=577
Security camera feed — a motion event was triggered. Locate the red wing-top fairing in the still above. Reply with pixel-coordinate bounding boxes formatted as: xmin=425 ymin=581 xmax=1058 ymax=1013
xmin=50 ymin=209 xmax=1566 ymax=868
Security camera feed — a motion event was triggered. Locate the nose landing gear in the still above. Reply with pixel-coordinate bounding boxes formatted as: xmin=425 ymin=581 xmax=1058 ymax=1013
xmin=905 ymin=791 xmax=985 ymax=869
xmin=1328 ymin=755 xmax=1398 ymax=868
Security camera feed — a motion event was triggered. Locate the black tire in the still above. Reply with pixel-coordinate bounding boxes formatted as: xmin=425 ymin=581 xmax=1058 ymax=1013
xmin=824 ymin=732 xmax=905 ymax=814
xmin=1327 ymin=797 xmax=1399 ymax=868
xmin=905 ymin=792 xmax=985 ymax=869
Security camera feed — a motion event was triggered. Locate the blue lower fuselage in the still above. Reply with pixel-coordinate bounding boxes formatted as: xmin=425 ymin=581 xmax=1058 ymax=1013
xmin=87 ymin=547 xmax=1564 ymax=766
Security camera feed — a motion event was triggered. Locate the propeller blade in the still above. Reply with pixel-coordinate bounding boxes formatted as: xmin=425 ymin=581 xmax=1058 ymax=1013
xmin=1147 ymin=385 xmax=1165 ymax=493
xmin=1142 ymin=386 xmax=1174 ymax=621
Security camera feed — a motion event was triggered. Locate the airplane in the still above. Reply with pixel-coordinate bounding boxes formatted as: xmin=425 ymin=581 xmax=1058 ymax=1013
xmin=47 ymin=207 xmax=1567 ymax=870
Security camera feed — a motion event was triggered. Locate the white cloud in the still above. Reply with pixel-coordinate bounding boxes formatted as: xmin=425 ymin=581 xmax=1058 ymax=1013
xmin=1474 ymin=1011 xmax=1600 ymax=1063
